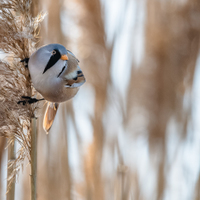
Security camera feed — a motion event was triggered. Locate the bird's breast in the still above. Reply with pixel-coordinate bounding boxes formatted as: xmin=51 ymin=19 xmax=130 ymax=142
xmin=34 ymin=76 xmax=79 ymax=103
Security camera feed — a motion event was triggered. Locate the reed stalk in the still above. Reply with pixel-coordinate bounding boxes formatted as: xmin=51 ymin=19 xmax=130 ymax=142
xmin=6 ymin=142 xmax=16 ymax=200
xmin=30 ymin=118 xmax=37 ymax=200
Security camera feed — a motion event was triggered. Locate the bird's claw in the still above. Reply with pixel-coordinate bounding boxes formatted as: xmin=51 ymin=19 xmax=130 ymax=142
xmin=20 ymin=58 xmax=29 ymax=68
xmin=17 ymin=96 xmax=44 ymax=105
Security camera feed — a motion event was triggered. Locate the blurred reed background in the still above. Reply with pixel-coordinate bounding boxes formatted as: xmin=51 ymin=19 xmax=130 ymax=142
xmin=1 ymin=0 xmax=200 ymax=199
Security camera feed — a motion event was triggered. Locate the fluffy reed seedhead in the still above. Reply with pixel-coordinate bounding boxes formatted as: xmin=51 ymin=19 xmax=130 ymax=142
xmin=0 ymin=0 xmax=45 ymax=190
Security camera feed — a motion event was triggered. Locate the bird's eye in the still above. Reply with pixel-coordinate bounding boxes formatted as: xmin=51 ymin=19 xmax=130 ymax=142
xmin=52 ymin=50 xmax=57 ymax=55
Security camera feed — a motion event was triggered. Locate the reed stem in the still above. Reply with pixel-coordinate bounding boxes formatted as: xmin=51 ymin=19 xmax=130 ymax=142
xmin=30 ymin=118 xmax=37 ymax=200
xmin=6 ymin=141 xmax=16 ymax=200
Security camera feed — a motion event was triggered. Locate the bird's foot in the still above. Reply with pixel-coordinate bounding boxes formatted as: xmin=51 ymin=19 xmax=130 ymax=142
xmin=20 ymin=58 xmax=29 ymax=68
xmin=17 ymin=96 xmax=45 ymax=105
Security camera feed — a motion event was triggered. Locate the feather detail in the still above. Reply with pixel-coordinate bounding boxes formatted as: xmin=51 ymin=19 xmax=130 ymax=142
xmin=60 ymin=53 xmax=86 ymax=88
xmin=67 ymin=50 xmax=79 ymax=62
xmin=65 ymin=75 xmax=86 ymax=88
xmin=43 ymin=102 xmax=59 ymax=133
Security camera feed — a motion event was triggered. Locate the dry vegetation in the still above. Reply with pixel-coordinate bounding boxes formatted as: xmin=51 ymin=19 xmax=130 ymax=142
xmin=0 ymin=0 xmax=200 ymax=199
xmin=0 ymin=0 xmax=44 ymax=196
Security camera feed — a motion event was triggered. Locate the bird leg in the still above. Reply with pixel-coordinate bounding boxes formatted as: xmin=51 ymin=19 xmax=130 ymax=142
xmin=17 ymin=96 xmax=45 ymax=105
xmin=20 ymin=58 xmax=29 ymax=68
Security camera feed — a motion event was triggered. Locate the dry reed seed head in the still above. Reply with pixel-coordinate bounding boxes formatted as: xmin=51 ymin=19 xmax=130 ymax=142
xmin=0 ymin=0 xmax=45 ymax=190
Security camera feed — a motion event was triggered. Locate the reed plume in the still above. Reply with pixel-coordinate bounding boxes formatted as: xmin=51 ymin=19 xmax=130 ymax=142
xmin=0 ymin=0 xmax=44 ymax=193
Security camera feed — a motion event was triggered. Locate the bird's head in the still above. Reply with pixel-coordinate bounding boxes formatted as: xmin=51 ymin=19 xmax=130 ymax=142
xmin=29 ymin=44 xmax=69 ymax=78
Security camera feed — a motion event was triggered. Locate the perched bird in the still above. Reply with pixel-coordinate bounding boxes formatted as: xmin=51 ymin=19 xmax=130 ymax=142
xmin=20 ymin=44 xmax=86 ymax=133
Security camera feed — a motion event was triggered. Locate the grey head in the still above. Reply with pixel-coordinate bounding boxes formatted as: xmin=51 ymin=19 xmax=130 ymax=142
xmin=30 ymin=43 xmax=69 ymax=73
xmin=28 ymin=43 xmax=72 ymax=81
xmin=28 ymin=44 xmax=73 ymax=93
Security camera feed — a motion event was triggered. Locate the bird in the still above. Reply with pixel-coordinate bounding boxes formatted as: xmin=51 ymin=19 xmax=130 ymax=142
xmin=19 ymin=43 xmax=86 ymax=133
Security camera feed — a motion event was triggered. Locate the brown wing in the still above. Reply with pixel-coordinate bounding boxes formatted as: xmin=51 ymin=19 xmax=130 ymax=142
xmin=60 ymin=54 xmax=86 ymax=87
xmin=65 ymin=75 xmax=86 ymax=87
xmin=43 ymin=102 xmax=59 ymax=133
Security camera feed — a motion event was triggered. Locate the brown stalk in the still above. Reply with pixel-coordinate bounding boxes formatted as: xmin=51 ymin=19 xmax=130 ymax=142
xmin=6 ymin=142 xmax=15 ymax=200
xmin=0 ymin=138 xmax=6 ymax=197
xmin=76 ymin=0 xmax=112 ymax=199
xmin=30 ymin=118 xmax=37 ymax=200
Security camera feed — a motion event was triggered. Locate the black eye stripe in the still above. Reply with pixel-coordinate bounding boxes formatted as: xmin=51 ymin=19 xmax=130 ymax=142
xmin=43 ymin=49 xmax=61 ymax=74
xmin=57 ymin=66 xmax=66 ymax=78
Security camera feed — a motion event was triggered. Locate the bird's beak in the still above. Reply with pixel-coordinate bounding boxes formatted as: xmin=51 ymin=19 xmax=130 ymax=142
xmin=60 ymin=55 xmax=69 ymax=61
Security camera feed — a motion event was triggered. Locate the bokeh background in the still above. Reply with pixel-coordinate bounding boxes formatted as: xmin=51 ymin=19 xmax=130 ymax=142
xmin=1 ymin=0 xmax=200 ymax=199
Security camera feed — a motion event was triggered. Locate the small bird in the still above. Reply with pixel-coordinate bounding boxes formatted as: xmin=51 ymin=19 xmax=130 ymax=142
xmin=20 ymin=44 xmax=86 ymax=133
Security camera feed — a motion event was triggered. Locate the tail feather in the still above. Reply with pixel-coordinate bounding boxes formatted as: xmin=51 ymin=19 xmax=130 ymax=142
xmin=43 ymin=102 xmax=59 ymax=133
